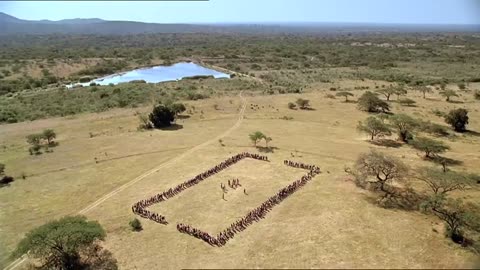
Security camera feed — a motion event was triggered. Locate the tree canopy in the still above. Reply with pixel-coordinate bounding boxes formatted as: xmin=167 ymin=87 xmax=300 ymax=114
xmin=444 ymin=108 xmax=469 ymax=132
xmin=409 ymin=136 xmax=450 ymax=158
xmin=335 ymin=91 xmax=354 ymax=102
xmin=416 ymin=167 xmax=474 ymax=195
xmin=357 ymin=116 xmax=392 ymax=140
xmin=440 ymin=89 xmax=459 ymax=102
xmin=388 ymin=114 xmax=419 ymax=142
xmin=357 ymin=91 xmax=390 ymax=113
xmin=149 ymin=104 xmax=175 ymax=128
xmin=14 ymin=215 xmax=116 ymax=270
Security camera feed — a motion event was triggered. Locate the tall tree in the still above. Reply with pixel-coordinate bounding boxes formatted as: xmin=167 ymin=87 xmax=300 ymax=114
xmin=440 ymin=89 xmax=459 ymax=102
xmin=357 ymin=116 xmax=392 ymax=140
xmin=42 ymin=129 xmax=56 ymax=145
xmin=357 ymin=91 xmax=390 ymax=113
xmin=354 ymin=150 xmax=408 ymax=193
xmin=416 ymin=167 xmax=473 ymax=195
xmin=415 ymin=85 xmax=432 ymax=99
xmin=249 ymin=131 xmax=265 ymax=146
xmin=388 ymin=114 xmax=419 ymax=142
xmin=149 ymin=104 xmax=175 ymax=128
xmin=335 ymin=91 xmax=354 ymax=102
xmin=376 ymin=87 xmax=396 ymax=101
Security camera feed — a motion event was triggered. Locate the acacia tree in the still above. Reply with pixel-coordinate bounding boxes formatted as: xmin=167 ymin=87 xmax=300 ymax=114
xmin=335 ymin=91 xmax=354 ymax=102
xmin=421 ymin=196 xmax=480 ymax=243
xmin=394 ymin=87 xmax=407 ymax=100
xmin=444 ymin=108 xmax=469 ymax=132
xmin=416 ymin=167 xmax=473 ymax=195
xmin=388 ymin=114 xmax=419 ymax=142
xmin=356 ymin=116 xmax=392 ymax=140
xmin=415 ymin=85 xmax=432 ymax=99
xmin=376 ymin=87 xmax=396 ymax=101
xmin=357 ymin=92 xmax=390 ymax=113
xmin=354 ymin=150 xmax=408 ymax=194
xmin=440 ymin=89 xmax=459 ymax=102
xmin=249 ymin=131 xmax=265 ymax=146
xmin=14 ymin=215 xmax=117 ymax=270
xmin=409 ymin=137 xmax=450 ymax=158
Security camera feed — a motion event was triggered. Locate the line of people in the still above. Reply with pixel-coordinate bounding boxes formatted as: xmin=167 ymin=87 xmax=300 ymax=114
xmin=132 ymin=152 xmax=269 ymax=224
xmin=176 ymin=160 xmax=321 ymax=247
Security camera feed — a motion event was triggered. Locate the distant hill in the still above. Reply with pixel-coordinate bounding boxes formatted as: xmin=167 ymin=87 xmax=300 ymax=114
xmin=0 ymin=12 xmax=479 ymax=35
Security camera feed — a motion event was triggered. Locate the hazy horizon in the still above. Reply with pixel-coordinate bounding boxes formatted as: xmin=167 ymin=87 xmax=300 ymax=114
xmin=1 ymin=0 xmax=479 ymax=25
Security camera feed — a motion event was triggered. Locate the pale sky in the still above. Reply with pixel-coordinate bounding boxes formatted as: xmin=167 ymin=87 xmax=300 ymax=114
xmin=0 ymin=0 xmax=479 ymax=25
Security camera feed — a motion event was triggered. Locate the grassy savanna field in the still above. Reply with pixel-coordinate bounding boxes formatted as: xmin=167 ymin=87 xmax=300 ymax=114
xmin=1 ymin=78 xmax=480 ymax=268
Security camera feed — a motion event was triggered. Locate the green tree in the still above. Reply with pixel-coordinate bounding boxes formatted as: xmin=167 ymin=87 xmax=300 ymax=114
xmin=376 ymin=87 xmax=396 ymax=101
xmin=26 ymin=133 xmax=44 ymax=155
xmin=354 ymin=150 xmax=408 ymax=194
xmin=409 ymin=137 xmax=450 ymax=158
xmin=421 ymin=195 xmax=480 ymax=244
xmin=335 ymin=91 xmax=354 ymax=102
xmin=149 ymin=104 xmax=175 ymax=128
xmin=357 ymin=91 xmax=390 ymax=113
xmin=129 ymin=218 xmax=142 ymax=232
xmin=440 ymin=89 xmax=459 ymax=102
xmin=356 ymin=116 xmax=392 ymax=140
xmin=444 ymin=108 xmax=469 ymax=132
xmin=416 ymin=167 xmax=473 ymax=195
xmin=295 ymin=98 xmax=310 ymax=110
xmin=14 ymin=215 xmax=116 ymax=270
xmin=42 ymin=129 xmax=56 ymax=145
xmin=388 ymin=114 xmax=419 ymax=142
xmin=415 ymin=85 xmax=432 ymax=99
xmin=394 ymin=87 xmax=407 ymax=100
xmin=249 ymin=131 xmax=265 ymax=146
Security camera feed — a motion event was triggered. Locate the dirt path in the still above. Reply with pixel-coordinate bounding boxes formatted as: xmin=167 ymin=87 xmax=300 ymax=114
xmin=4 ymin=92 xmax=247 ymax=270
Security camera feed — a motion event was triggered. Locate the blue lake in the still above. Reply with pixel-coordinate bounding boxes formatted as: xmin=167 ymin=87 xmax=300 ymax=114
xmin=67 ymin=62 xmax=230 ymax=88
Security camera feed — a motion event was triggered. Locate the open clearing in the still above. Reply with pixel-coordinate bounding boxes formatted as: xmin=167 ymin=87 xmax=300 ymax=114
xmin=2 ymin=85 xmax=480 ymax=268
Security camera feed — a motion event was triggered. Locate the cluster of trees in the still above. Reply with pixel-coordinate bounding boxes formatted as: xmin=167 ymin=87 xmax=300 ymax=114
xmin=14 ymin=215 xmax=118 ymax=269
xmin=249 ymin=131 xmax=272 ymax=148
xmin=139 ymin=102 xmax=186 ymax=129
xmin=26 ymin=129 xmax=57 ymax=155
xmin=347 ymin=150 xmax=479 ymax=249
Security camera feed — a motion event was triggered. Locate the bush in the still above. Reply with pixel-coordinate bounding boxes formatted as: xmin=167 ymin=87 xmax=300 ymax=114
xmin=474 ymin=91 xmax=480 ymax=100
xmin=287 ymin=102 xmax=296 ymax=109
xmin=149 ymin=104 xmax=175 ymax=128
xmin=444 ymin=108 xmax=469 ymax=132
xmin=129 ymin=218 xmax=142 ymax=232
xmin=295 ymin=98 xmax=310 ymax=110
xmin=398 ymin=98 xmax=416 ymax=106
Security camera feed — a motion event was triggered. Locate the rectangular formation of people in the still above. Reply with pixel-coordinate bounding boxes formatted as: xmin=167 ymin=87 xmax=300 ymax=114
xmin=131 ymin=152 xmax=269 ymax=225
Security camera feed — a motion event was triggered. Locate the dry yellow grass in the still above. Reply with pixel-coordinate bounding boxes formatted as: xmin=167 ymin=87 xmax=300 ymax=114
xmin=1 ymin=87 xmax=480 ymax=269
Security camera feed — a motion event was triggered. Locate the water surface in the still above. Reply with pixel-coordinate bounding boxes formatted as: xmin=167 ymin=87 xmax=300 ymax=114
xmin=67 ymin=62 xmax=230 ymax=88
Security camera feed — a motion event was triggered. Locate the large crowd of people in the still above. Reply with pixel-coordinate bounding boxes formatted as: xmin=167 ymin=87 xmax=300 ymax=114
xmin=131 ymin=152 xmax=269 ymax=224
xmin=176 ymin=160 xmax=321 ymax=247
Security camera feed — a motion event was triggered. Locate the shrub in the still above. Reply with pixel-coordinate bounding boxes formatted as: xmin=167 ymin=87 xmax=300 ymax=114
xmin=398 ymin=98 xmax=416 ymax=106
xmin=149 ymin=104 xmax=175 ymax=128
xmin=129 ymin=218 xmax=142 ymax=232
xmin=474 ymin=91 xmax=480 ymax=100
xmin=287 ymin=102 xmax=296 ymax=109
xmin=440 ymin=90 xmax=459 ymax=102
xmin=444 ymin=108 xmax=469 ymax=132
xmin=295 ymin=98 xmax=310 ymax=110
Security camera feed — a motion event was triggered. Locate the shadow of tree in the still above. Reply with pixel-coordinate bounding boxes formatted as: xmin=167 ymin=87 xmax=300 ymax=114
xmin=158 ymin=124 xmax=183 ymax=131
xmin=465 ymin=130 xmax=480 ymax=137
xmin=256 ymin=146 xmax=279 ymax=153
xmin=369 ymin=139 xmax=403 ymax=148
xmin=447 ymin=100 xmax=464 ymax=104
xmin=177 ymin=115 xmax=191 ymax=119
